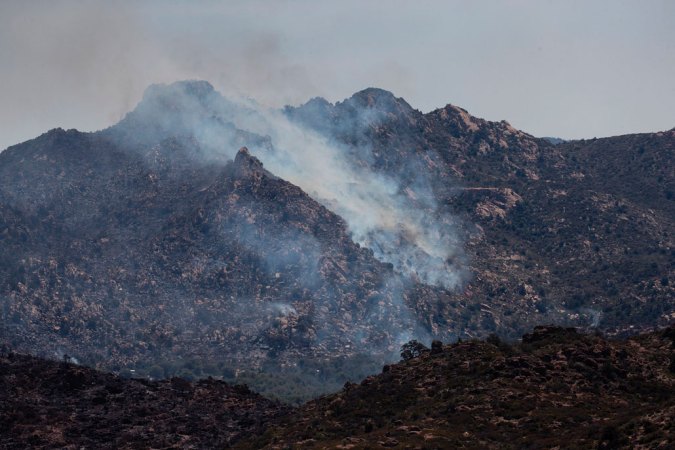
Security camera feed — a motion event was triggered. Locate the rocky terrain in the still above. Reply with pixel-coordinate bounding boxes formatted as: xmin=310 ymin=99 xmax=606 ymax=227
xmin=1 ymin=326 xmax=673 ymax=448
xmin=250 ymin=325 xmax=675 ymax=449
xmin=0 ymin=81 xmax=673 ymax=401
xmin=0 ymin=134 xmax=429 ymax=400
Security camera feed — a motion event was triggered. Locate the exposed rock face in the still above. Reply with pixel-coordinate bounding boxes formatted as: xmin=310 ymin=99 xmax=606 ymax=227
xmin=0 ymin=130 xmax=436 ymax=373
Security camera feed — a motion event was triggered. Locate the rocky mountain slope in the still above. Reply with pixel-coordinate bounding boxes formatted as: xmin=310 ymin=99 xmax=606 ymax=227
xmin=288 ymin=89 xmax=675 ymax=336
xmin=1 ymin=326 xmax=672 ymax=449
xmin=0 ymin=133 xmax=441 ymax=399
xmin=0 ymin=81 xmax=673 ymax=401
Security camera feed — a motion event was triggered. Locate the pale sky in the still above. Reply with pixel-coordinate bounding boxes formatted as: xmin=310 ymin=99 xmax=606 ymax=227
xmin=1 ymin=0 xmax=674 ymax=150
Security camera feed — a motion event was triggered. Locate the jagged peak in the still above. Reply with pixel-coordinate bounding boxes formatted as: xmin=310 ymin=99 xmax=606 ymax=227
xmin=233 ymin=146 xmax=265 ymax=177
xmin=441 ymin=103 xmax=470 ymax=115
xmin=303 ymin=96 xmax=332 ymax=108
xmin=352 ymin=87 xmax=396 ymax=100
xmin=235 ymin=146 xmax=252 ymax=160
xmin=284 ymin=96 xmax=334 ymax=118
xmin=431 ymin=103 xmax=483 ymax=132
xmin=346 ymin=87 xmax=414 ymax=113
xmin=430 ymin=103 xmax=535 ymax=138
xmin=125 ymin=80 xmax=223 ymax=124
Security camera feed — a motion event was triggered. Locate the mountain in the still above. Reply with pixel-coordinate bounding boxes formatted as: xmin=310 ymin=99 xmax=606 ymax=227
xmin=0 ymin=82 xmax=459 ymax=400
xmin=0 ymin=132 xmax=436 ymax=400
xmin=0 ymin=80 xmax=673 ymax=401
xmin=2 ymin=326 xmax=672 ymax=448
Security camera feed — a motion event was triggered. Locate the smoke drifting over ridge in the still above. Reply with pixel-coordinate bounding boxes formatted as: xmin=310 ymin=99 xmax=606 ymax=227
xmin=118 ymin=80 xmax=465 ymax=291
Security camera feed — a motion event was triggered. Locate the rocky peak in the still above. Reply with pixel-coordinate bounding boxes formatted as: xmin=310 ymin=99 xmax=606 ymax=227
xmin=346 ymin=87 xmax=414 ymax=115
xmin=283 ymin=97 xmax=336 ymax=134
xmin=107 ymin=80 xmax=253 ymax=152
xmin=232 ymin=146 xmax=265 ymax=177
xmin=302 ymin=96 xmax=332 ymax=110
xmin=433 ymin=103 xmax=483 ymax=133
xmin=134 ymin=80 xmax=218 ymax=118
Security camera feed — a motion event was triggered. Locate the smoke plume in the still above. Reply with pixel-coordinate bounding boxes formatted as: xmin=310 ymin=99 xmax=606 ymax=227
xmin=117 ymin=80 xmax=465 ymax=291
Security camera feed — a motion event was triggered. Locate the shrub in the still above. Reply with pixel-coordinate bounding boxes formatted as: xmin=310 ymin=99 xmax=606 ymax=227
xmin=400 ymin=340 xmax=429 ymax=361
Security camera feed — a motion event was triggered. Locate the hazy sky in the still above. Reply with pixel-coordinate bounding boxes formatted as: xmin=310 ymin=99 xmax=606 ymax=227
xmin=1 ymin=0 xmax=674 ymax=150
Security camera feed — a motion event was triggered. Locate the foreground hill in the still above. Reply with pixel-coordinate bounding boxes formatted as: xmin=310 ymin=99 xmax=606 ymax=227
xmin=1 ymin=327 xmax=672 ymax=449
xmin=0 ymin=350 xmax=287 ymax=449
xmin=251 ymin=326 xmax=674 ymax=449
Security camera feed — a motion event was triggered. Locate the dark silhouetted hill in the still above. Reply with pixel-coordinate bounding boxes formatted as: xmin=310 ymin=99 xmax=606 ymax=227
xmin=1 ymin=327 xmax=672 ymax=448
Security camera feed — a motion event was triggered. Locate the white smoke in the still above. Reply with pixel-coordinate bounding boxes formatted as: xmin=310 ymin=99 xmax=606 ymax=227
xmin=269 ymin=303 xmax=297 ymax=317
xmin=219 ymin=95 xmax=464 ymax=289
xmin=118 ymin=81 xmax=465 ymax=290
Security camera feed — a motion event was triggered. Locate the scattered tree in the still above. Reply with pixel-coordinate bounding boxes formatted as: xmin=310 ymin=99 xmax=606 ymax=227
xmin=400 ymin=340 xmax=429 ymax=361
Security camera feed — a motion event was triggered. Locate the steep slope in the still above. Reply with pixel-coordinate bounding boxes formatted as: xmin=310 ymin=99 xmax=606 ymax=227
xmin=250 ymin=326 xmax=675 ymax=449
